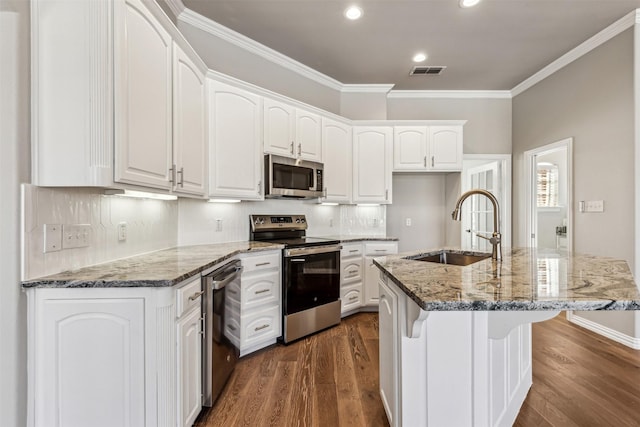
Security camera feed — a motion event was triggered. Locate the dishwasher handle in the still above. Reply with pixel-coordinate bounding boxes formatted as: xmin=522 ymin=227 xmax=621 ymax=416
xmin=204 ymin=264 xmax=243 ymax=290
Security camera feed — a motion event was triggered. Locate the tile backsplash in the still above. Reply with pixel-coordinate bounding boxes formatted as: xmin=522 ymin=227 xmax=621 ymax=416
xmin=22 ymin=185 xmax=387 ymax=279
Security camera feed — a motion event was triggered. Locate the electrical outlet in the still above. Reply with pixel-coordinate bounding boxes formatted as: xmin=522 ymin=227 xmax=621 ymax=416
xmin=216 ymin=219 xmax=223 ymax=232
xmin=62 ymin=224 xmax=92 ymax=249
xmin=405 ymin=218 xmax=412 ymax=227
xmin=118 ymin=222 xmax=127 ymax=241
xmin=44 ymin=224 xmax=62 ymax=253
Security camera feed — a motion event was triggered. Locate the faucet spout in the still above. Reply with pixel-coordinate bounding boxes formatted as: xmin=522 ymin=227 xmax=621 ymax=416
xmin=451 ymin=189 xmax=502 ymax=261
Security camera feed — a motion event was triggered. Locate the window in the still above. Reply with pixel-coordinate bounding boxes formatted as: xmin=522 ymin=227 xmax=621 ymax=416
xmin=537 ymin=163 xmax=559 ymax=208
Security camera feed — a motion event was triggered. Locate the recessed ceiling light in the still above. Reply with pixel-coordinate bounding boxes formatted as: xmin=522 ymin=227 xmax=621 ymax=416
xmin=344 ymin=5 xmax=363 ymax=20
xmin=459 ymin=0 xmax=481 ymax=7
xmin=413 ymin=53 xmax=427 ymax=63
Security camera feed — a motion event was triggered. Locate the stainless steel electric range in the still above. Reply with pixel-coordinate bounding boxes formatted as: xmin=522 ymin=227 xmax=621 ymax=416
xmin=249 ymin=214 xmax=341 ymax=343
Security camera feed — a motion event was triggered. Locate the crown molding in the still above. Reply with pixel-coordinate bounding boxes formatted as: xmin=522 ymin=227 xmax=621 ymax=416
xmin=162 ymin=0 xmax=185 ymax=19
xmin=388 ymin=90 xmax=512 ymax=99
xmin=511 ymin=8 xmax=638 ymax=97
xmin=178 ymin=8 xmax=344 ymax=91
xmin=341 ymin=84 xmax=395 ymax=93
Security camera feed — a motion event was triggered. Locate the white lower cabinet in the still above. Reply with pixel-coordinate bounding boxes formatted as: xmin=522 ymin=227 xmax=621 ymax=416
xmin=238 ymin=251 xmax=282 ymax=356
xmin=378 ymin=275 xmax=399 ymax=426
xmin=340 ymin=243 xmax=363 ymax=316
xmin=363 ymin=241 xmax=398 ymax=307
xmin=26 ymin=276 xmax=205 ymax=427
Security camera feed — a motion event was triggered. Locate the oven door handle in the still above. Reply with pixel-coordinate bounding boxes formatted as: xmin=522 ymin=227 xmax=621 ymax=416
xmin=284 ymin=245 xmax=342 ymax=257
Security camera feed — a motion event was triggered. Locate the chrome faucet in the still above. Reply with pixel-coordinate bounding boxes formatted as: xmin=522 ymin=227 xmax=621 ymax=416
xmin=451 ymin=189 xmax=502 ymax=261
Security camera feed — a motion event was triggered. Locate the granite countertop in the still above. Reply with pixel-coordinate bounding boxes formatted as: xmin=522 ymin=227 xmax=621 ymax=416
xmin=22 ymin=242 xmax=283 ymax=289
xmin=373 ymin=247 xmax=640 ymax=311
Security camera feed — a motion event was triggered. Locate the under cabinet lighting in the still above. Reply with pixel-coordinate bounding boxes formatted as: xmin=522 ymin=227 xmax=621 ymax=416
xmin=104 ymin=189 xmax=177 ymax=201
xmin=321 ymin=202 xmax=339 ymax=206
xmin=208 ymin=199 xmax=241 ymax=203
xmin=459 ymin=0 xmax=481 ymax=7
xmin=357 ymin=204 xmax=380 ymax=207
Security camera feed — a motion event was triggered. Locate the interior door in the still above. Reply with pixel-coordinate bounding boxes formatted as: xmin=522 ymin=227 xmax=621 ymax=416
xmin=461 ymin=161 xmax=500 ymax=251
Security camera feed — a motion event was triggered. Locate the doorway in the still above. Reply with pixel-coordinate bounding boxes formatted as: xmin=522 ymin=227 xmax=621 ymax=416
xmin=524 ymin=138 xmax=573 ymax=251
xmin=460 ymin=155 xmax=512 ymax=251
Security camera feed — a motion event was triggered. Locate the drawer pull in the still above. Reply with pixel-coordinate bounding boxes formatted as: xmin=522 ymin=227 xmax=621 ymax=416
xmin=255 ymin=262 xmax=271 ymax=267
xmin=228 ymin=325 xmax=237 ymax=331
xmin=228 ymin=289 xmax=238 ymax=295
xmin=188 ymin=290 xmax=204 ymax=301
xmin=255 ymin=324 xmax=270 ymax=331
xmin=349 ymin=249 xmax=359 ymax=253
xmin=348 ymin=296 xmax=359 ymax=301
xmin=255 ymin=289 xmax=269 ymax=295
xmin=374 ymin=249 xmax=388 ymax=252
xmin=347 ymin=269 xmax=358 ymax=275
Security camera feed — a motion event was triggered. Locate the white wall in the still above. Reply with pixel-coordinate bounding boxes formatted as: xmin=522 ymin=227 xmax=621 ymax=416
xmin=513 ymin=29 xmax=636 ymax=337
xmin=340 ymin=91 xmax=389 ymax=120
xmin=0 ymin=1 xmax=30 ymax=425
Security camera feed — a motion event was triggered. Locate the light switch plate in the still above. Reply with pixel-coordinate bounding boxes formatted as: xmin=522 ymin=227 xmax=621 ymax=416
xmin=583 ymin=200 xmax=604 ymax=213
xmin=44 ymin=224 xmax=62 ymax=253
xmin=62 ymin=224 xmax=92 ymax=249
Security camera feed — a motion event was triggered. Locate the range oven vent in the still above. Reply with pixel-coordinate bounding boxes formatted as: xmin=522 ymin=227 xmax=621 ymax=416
xmin=410 ymin=66 xmax=446 ymax=76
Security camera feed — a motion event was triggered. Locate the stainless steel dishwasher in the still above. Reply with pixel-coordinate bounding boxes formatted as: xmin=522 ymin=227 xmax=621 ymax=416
xmin=202 ymin=259 xmax=242 ymax=407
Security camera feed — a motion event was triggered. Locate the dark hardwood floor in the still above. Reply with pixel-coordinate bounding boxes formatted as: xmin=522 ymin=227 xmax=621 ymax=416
xmin=196 ymin=312 xmax=640 ymax=427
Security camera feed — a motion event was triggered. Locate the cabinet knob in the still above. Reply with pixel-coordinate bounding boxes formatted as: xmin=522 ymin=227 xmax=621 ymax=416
xmin=290 ymin=141 xmax=294 ymax=154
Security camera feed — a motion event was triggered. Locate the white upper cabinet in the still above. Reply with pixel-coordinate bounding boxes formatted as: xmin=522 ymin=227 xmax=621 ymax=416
xmin=393 ymin=124 xmax=464 ymax=172
xmin=172 ymin=42 xmax=207 ymax=196
xmin=429 ymin=126 xmax=463 ymax=171
xmin=353 ymin=126 xmax=393 ymax=204
xmin=114 ymin=0 xmax=173 ymax=190
xmin=321 ymin=118 xmax=352 ymax=203
xmin=208 ymin=80 xmax=263 ymax=200
xmin=263 ymin=98 xmax=321 ymax=161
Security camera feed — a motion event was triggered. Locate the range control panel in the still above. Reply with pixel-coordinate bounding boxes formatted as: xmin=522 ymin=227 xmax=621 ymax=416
xmin=250 ymin=214 xmax=307 ymax=232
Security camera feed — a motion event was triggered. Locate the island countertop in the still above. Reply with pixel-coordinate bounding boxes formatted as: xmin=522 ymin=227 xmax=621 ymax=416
xmin=22 ymin=241 xmax=283 ymax=289
xmin=373 ymin=247 xmax=640 ymax=311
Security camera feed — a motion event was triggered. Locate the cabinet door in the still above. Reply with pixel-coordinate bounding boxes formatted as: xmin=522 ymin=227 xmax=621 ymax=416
xmin=321 ymin=118 xmax=352 ymax=203
xmin=394 ymin=126 xmax=428 ymax=171
xmin=114 ymin=0 xmax=173 ymax=190
xmin=353 ymin=126 xmax=393 ymax=204
xmin=208 ymin=80 xmax=263 ymax=200
xmin=173 ymin=43 xmax=206 ymax=196
xmin=295 ymin=109 xmax=322 ymax=161
xmin=177 ymin=307 xmax=202 ymax=427
xmin=37 ymin=297 xmax=145 ymax=427
xmin=429 ymin=126 xmax=463 ymax=171
xmin=263 ymin=98 xmax=296 ymax=157
xmin=379 ymin=278 xmax=399 ymax=427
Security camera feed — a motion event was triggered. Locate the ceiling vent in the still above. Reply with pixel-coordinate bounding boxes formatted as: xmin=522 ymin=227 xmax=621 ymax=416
xmin=410 ymin=66 xmax=446 ymax=76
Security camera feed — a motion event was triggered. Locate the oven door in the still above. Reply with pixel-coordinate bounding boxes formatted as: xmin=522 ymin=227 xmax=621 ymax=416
xmin=283 ymin=245 xmax=340 ymax=315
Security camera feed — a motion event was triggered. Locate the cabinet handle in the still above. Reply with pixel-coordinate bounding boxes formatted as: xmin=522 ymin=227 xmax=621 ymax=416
xmin=169 ymin=165 xmax=176 ymax=184
xmin=290 ymin=141 xmax=294 ymax=155
xmin=348 ymin=296 xmax=359 ymax=301
xmin=228 ymin=289 xmax=238 ymax=295
xmin=347 ymin=269 xmax=358 ymax=276
xmin=255 ymin=262 xmax=271 ymax=267
xmin=349 ymin=249 xmax=359 ymax=253
xmin=188 ymin=290 xmax=204 ymax=301
xmin=298 ymin=143 xmax=302 ymax=157
xmin=385 ymin=189 xmax=389 ymax=200
xmin=255 ymin=324 xmax=269 ymax=331
xmin=323 ymin=187 xmax=327 ymax=198
xmin=255 ymin=289 xmax=269 ymax=295
xmin=424 ymin=156 xmax=427 ymax=167
xmin=229 ymin=324 xmax=237 ymax=331
xmin=257 ymin=180 xmax=262 ymax=194
xmin=431 ymin=156 xmax=434 ymax=167
xmin=177 ymin=167 xmax=184 ymax=187
xmin=375 ymin=249 xmax=388 ymax=253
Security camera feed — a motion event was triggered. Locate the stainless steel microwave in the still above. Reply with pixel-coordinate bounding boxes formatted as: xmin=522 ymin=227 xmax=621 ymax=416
xmin=264 ymin=154 xmax=324 ymax=199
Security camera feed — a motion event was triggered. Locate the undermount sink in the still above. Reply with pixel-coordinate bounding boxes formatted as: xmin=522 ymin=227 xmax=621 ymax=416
xmin=408 ymin=250 xmax=491 ymax=266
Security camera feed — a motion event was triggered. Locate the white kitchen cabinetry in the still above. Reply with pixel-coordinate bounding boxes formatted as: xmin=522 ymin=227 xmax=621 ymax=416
xmin=393 ymin=125 xmax=464 ymax=172
xmin=172 ymin=43 xmax=207 ymax=196
xmin=378 ymin=275 xmax=399 ymax=426
xmin=26 ymin=284 xmax=187 ymax=427
xmin=363 ymin=242 xmax=398 ymax=307
xmin=229 ymin=251 xmax=282 ymax=356
xmin=263 ymin=98 xmax=322 ymax=162
xmin=340 ymin=243 xmax=363 ymax=315
xmin=353 ymin=127 xmax=393 ymax=204
xmin=208 ymin=80 xmax=263 ymax=200
xmin=321 ymin=118 xmax=352 ymax=203
xmin=176 ymin=277 xmax=203 ymax=427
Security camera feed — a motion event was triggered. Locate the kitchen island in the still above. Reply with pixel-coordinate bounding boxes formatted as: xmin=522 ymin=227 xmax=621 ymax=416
xmin=373 ymin=247 xmax=640 ymax=427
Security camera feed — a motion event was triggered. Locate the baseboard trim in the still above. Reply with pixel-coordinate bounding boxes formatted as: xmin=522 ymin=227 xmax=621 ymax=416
xmin=566 ymin=312 xmax=640 ymax=350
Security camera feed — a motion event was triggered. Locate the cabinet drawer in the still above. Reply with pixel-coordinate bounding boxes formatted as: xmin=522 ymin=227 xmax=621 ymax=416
xmin=341 ymin=259 xmax=363 ymax=284
xmin=242 ymin=270 xmax=280 ymax=310
xmin=226 ymin=278 xmax=241 ymax=305
xmin=176 ymin=276 xmax=203 ymax=317
xmin=341 ymin=244 xmax=363 ymax=258
xmin=241 ymin=252 xmax=281 ymax=273
xmin=364 ymin=242 xmax=398 ymax=256
xmin=341 ymin=284 xmax=362 ymax=313
xmin=241 ymin=305 xmax=281 ymax=346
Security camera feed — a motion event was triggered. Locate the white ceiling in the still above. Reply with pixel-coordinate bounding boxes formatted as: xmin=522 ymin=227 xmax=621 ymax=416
xmin=179 ymin=0 xmax=640 ymax=91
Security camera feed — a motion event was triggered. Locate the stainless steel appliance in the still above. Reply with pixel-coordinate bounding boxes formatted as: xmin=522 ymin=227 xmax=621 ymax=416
xmin=264 ymin=154 xmax=324 ymax=199
xmin=202 ymin=259 xmax=242 ymax=407
xmin=249 ymin=215 xmax=341 ymax=343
